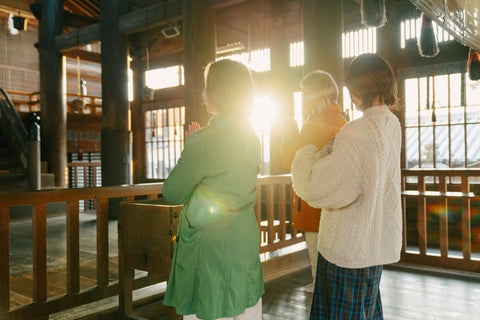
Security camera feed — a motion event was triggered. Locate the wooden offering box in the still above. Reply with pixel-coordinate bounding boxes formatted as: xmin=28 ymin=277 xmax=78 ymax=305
xmin=118 ymin=199 xmax=182 ymax=319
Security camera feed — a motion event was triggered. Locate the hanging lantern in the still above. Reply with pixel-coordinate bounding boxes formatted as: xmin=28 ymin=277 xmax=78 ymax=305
xmin=418 ymin=13 xmax=439 ymax=58
xmin=12 ymin=16 xmax=27 ymax=30
xmin=467 ymin=48 xmax=480 ymax=81
xmin=361 ymin=0 xmax=386 ymax=28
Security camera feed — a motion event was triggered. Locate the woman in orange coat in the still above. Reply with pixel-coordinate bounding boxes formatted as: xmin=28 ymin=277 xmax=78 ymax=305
xmin=281 ymin=70 xmax=347 ymax=285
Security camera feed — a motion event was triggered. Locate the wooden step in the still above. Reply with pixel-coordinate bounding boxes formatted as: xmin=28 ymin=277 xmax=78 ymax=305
xmin=0 ymin=155 xmax=21 ymax=170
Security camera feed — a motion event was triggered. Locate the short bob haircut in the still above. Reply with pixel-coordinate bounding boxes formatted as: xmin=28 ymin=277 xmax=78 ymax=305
xmin=300 ymin=70 xmax=339 ymax=104
xmin=345 ymin=53 xmax=397 ymax=108
xmin=204 ymin=59 xmax=255 ymax=117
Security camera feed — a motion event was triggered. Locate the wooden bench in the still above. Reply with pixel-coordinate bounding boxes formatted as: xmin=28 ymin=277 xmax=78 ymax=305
xmin=118 ymin=199 xmax=182 ymax=320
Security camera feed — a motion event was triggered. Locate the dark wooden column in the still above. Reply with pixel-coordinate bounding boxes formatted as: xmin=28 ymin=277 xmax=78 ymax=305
xmin=377 ymin=2 xmax=405 ymax=167
xmin=377 ymin=2 xmax=398 ymax=69
xmin=39 ymin=0 xmax=66 ymax=188
xmin=183 ymin=0 xmax=216 ymax=127
xmin=303 ymin=0 xmax=344 ymax=105
xmin=130 ymin=36 xmax=147 ymax=183
xmin=268 ymin=0 xmax=294 ymax=175
xmin=100 ymin=0 xmax=131 ymax=188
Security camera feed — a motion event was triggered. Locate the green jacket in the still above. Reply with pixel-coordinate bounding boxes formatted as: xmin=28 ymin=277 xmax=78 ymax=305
xmin=162 ymin=114 xmax=265 ymax=319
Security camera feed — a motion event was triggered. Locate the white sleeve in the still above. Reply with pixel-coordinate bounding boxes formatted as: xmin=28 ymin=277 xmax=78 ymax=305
xmin=291 ymin=128 xmax=363 ymax=209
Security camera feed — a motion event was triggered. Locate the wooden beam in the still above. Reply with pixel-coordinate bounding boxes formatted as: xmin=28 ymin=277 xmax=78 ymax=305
xmin=55 ymin=1 xmax=182 ymax=52
xmin=207 ymin=0 xmax=247 ymax=9
xmin=0 ymin=0 xmax=32 ymax=14
xmin=55 ymin=0 xmax=249 ymax=52
xmin=118 ymin=0 xmax=182 ymax=35
xmin=63 ymin=49 xmax=101 ymax=63
xmin=64 ymin=10 xmax=99 ymax=28
xmin=55 ymin=23 xmax=101 ymax=52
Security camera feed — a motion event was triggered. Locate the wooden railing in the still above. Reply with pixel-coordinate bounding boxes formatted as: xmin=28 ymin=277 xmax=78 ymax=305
xmin=4 ymin=90 xmax=102 ymax=115
xmin=401 ymin=169 xmax=480 ymax=273
xmin=0 ymin=175 xmax=300 ymax=320
xmin=4 ymin=169 xmax=478 ymax=319
xmin=3 ymin=90 xmax=40 ymax=113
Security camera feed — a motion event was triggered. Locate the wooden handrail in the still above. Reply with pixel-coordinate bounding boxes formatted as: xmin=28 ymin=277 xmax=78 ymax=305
xmin=0 ymin=183 xmax=163 ymax=206
xmin=0 ymin=176 xmax=301 ymax=319
xmin=401 ymin=169 xmax=480 ymax=273
xmin=5 ymin=169 xmax=478 ymax=320
xmin=402 ymin=168 xmax=480 ymax=176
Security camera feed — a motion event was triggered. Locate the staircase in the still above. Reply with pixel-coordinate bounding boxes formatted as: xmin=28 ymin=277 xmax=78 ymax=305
xmin=0 ymin=88 xmax=55 ymax=192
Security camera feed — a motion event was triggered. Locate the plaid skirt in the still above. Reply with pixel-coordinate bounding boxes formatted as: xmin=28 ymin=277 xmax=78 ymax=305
xmin=310 ymin=253 xmax=383 ymax=320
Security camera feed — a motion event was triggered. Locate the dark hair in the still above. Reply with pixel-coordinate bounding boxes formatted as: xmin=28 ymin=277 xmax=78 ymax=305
xmin=204 ymin=59 xmax=255 ymax=117
xmin=300 ymin=70 xmax=339 ymax=104
xmin=345 ymin=53 xmax=397 ymax=108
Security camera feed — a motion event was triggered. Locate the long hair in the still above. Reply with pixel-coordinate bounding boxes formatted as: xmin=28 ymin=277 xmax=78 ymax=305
xmin=204 ymin=59 xmax=255 ymax=117
xmin=345 ymin=53 xmax=397 ymax=108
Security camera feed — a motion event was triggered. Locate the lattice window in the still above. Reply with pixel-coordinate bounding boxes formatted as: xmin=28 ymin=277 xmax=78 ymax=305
xmin=404 ymin=69 xmax=480 ymax=169
xmin=145 ymin=106 xmax=185 ymax=179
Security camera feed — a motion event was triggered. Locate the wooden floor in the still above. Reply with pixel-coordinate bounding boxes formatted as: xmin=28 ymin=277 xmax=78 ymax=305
xmin=8 ymin=214 xmax=480 ymax=320
xmin=263 ymin=264 xmax=480 ymax=320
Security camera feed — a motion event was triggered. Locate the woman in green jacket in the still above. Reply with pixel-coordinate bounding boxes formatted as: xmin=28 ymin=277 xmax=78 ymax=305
xmin=162 ymin=59 xmax=264 ymax=320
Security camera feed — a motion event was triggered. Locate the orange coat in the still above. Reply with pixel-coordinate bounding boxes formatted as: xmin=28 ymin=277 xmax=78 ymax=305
xmin=281 ymin=104 xmax=347 ymax=232
xmin=292 ymin=194 xmax=321 ymax=232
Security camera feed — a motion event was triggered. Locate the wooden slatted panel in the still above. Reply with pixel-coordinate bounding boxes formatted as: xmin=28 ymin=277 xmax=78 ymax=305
xmin=266 ymin=185 xmax=275 ymax=245
xmin=95 ymin=198 xmax=109 ymax=286
xmin=401 ymin=175 xmax=407 ymax=253
xmin=32 ymin=204 xmax=47 ymax=304
xmin=0 ymin=207 xmax=9 ymax=312
xmin=148 ymin=194 xmax=158 ymax=200
xmin=278 ymin=184 xmax=287 ymax=242
xmin=438 ymin=176 xmax=448 ymax=258
xmin=417 ymin=176 xmax=427 ymax=256
xmin=67 ymin=201 xmax=80 ymax=294
xmin=461 ymin=176 xmax=472 ymax=260
xmin=255 ymin=185 xmax=262 ymax=226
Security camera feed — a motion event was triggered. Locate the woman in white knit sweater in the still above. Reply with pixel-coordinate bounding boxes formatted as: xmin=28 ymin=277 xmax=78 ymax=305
xmin=291 ymin=53 xmax=402 ymax=319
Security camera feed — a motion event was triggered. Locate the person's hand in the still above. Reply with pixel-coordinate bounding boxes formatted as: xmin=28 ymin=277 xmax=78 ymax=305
xmin=186 ymin=121 xmax=201 ymax=139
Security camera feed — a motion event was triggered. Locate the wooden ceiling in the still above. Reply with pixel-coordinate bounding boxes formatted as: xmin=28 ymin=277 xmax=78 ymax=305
xmin=64 ymin=0 xmax=100 ymax=19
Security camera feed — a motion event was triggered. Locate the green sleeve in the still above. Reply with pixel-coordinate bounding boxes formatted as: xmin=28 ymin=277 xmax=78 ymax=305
xmin=162 ymin=132 xmax=205 ymax=205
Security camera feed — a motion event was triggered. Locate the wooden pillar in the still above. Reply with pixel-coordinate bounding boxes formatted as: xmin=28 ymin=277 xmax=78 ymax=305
xmin=303 ymin=0 xmax=344 ymax=106
xmin=377 ymin=2 xmax=406 ymax=168
xmin=130 ymin=36 xmax=147 ymax=183
xmin=183 ymin=0 xmax=216 ymax=128
xmin=376 ymin=1 xmax=398 ymax=67
xmin=100 ymin=0 xmax=131 ymax=188
xmin=268 ymin=0 xmax=294 ymax=175
xmin=39 ymin=0 xmax=66 ymax=188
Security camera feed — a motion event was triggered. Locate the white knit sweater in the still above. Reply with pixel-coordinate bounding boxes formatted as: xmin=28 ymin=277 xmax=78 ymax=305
xmin=291 ymin=105 xmax=402 ymax=268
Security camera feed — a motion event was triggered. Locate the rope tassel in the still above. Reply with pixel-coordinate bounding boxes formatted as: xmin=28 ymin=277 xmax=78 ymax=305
xmin=418 ymin=13 xmax=439 ymax=58
xmin=361 ymin=0 xmax=387 ymax=28
xmin=467 ymin=48 xmax=480 ymax=81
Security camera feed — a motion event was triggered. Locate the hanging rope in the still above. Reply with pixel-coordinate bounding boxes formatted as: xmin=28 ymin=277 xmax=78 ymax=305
xmin=76 ymin=30 xmax=81 ymax=96
xmin=431 ymin=65 xmax=436 ymax=122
